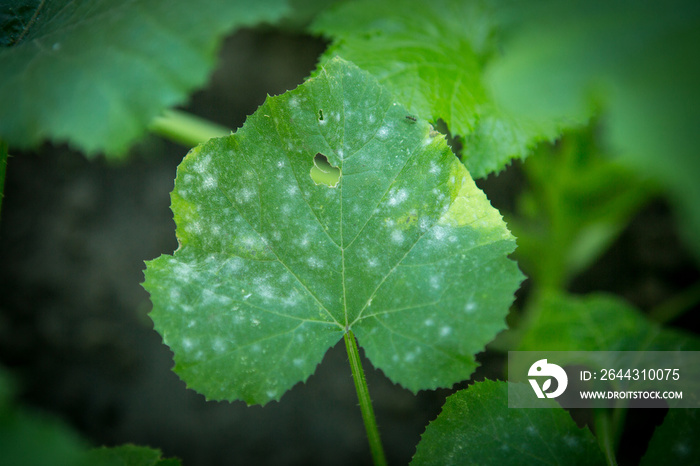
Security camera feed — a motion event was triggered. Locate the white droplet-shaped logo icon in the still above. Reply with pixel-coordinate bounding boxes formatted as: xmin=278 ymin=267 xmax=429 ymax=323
xmin=528 ymin=359 xmax=568 ymax=398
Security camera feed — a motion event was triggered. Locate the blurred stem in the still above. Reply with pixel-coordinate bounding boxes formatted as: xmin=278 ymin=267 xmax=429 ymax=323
xmin=594 ymin=410 xmax=619 ymax=466
xmin=149 ymin=109 xmax=231 ymax=147
xmin=344 ymin=330 xmax=387 ymax=466
xmin=0 ymin=140 xmax=7 ymax=221
xmin=515 ymin=128 xmax=653 ymax=297
xmin=648 ymin=280 xmax=700 ymax=324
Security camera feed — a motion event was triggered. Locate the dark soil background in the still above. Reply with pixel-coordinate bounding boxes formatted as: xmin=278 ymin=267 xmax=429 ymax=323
xmin=1 ymin=28 xmax=698 ymax=466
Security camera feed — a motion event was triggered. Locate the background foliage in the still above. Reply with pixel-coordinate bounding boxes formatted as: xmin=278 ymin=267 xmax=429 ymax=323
xmin=1 ymin=0 xmax=698 ymax=464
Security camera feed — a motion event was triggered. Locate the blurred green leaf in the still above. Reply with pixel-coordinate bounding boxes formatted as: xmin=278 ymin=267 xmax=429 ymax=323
xmin=0 ymin=0 xmax=289 ymax=157
xmin=642 ymin=409 xmax=700 ymax=465
xmin=0 ymin=366 xmax=88 ymax=466
xmin=411 ymin=380 xmax=605 ymax=465
xmin=0 ymin=0 xmax=41 ymax=46
xmin=311 ymin=0 xmax=562 ymax=178
xmin=0 ymin=366 xmax=181 ymax=466
xmin=88 ymin=444 xmax=181 ymax=466
xmin=519 ymin=292 xmax=700 ymax=352
xmin=487 ymin=0 xmax=700 ymax=262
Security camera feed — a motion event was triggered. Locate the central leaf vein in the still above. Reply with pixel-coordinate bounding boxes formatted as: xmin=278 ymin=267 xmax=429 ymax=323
xmin=344 ymin=135 xmax=428 ymax=251
xmin=216 ymin=181 xmax=341 ymax=328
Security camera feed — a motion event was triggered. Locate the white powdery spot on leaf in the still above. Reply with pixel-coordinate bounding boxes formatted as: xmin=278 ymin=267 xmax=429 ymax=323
xmin=388 ymin=188 xmax=408 ymax=206
xmin=186 ymin=221 xmax=202 ymax=235
xmin=241 ymin=235 xmax=258 ymax=249
xmin=282 ymin=293 xmax=300 ymax=307
xmin=202 ymin=175 xmax=217 ymax=189
xmin=672 ymin=442 xmax=691 ymax=457
xmin=239 ymin=188 xmax=255 ymax=202
xmin=212 ymin=337 xmax=226 ymax=353
xmin=419 ymin=216 xmax=431 ymax=230
xmin=193 ymin=154 xmax=211 ymax=174
xmin=563 ymin=436 xmax=579 ymax=448
xmin=307 ymin=257 xmax=324 ymax=268
xmin=377 ymin=126 xmax=389 ymax=139
xmin=257 ymin=284 xmax=275 ymax=300
xmin=432 ymin=225 xmax=447 ymax=241
xmin=439 ymin=326 xmax=452 ymax=337
xmin=227 ymin=257 xmax=244 ymax=272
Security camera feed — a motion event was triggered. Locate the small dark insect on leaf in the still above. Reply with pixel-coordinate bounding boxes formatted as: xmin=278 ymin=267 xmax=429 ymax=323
xmin=405 ymin=115 xmax=417 ymax=122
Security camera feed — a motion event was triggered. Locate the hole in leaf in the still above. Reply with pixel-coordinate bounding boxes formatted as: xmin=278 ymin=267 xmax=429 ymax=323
xmin=310 ymin=153 xmax=341 ymax=188
xmin=318 ymin=109 xmax=324 ymax=121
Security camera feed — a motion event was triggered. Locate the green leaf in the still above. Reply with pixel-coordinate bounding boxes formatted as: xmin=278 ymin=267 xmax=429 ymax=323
xmin=0 ymin=0 xmax=289 ymax=157
xmin=518 ymin=292 xmax=700 ymax=352
xmin=411 ymin=380 xmax=606 ymax=465
xmin=642 ymin=409 xmax=700 ymax=465
xmin=310 ymin=0 xmax=561 ymax=178
xmin=0 ymin=366 xmax=175 ymax=466
xmin=87 ymin=445 xmax=181 ymax=466
xmin=143 ymin=57 xmax=522 ymax=405
xmin=0 ymin=367 xmax=90 ymax=466
xmin=486 ymin=0 xmax=700 ymax=262
xmin=0 ymin=0 xmax=41 ymax=47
